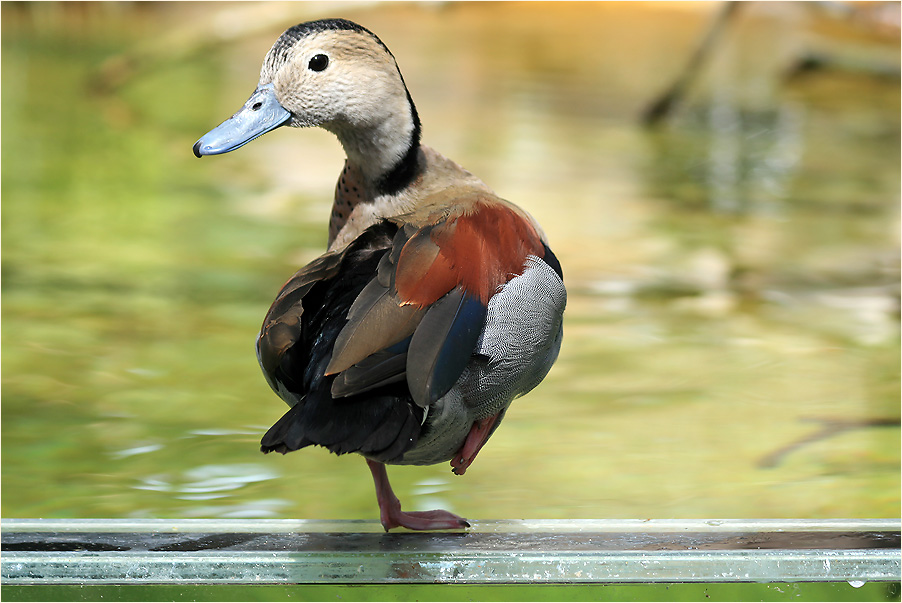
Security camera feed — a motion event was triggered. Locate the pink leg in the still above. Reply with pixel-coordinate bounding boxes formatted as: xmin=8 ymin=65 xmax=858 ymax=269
xmin=366 ymin=459 xmax=469 ymax=531
xmin=450 ymin=413 xmax=500 ymax=476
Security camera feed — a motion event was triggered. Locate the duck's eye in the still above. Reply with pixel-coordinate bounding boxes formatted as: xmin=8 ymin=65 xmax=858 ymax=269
xmin=308 ymin=54 xmax=329 ymax=72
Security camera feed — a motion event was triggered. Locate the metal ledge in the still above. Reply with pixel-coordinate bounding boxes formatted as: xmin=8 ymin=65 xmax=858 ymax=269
xmin=2 ymin=519 xmax=899 ymax=585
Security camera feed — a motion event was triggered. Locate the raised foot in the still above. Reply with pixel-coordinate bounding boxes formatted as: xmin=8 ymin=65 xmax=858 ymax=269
xmin=450 ymin=414 xmax=500 ymax=475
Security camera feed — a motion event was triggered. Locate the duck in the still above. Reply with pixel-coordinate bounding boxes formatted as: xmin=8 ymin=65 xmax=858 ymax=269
xmin=194 ymin=18 xmax=566 ymax=531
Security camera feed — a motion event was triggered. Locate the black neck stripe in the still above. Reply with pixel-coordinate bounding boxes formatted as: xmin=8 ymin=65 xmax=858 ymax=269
xmin=376 ymin=87 xmax=421 ymax=196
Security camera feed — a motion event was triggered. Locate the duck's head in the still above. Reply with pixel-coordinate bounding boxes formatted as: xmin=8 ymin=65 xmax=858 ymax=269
xmin=194 ymin=18 xmax=420 ymax=177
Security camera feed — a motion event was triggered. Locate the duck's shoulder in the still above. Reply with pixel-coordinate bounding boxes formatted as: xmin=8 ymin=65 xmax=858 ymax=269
xmin=414 ymin=145 xmax=490 ymax=191
xmin=390 ymin=170 xmax=551 ymax=308
xmin=404 ymin=144 xmax=546 ymax=233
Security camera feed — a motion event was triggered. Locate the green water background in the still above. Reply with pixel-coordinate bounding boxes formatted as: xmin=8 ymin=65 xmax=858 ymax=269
xmin=2 ymin=2 xmax=899 ymax=525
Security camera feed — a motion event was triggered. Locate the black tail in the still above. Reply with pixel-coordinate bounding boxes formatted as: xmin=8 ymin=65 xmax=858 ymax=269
xmin=260 ymin=402 xmax=311 ymax=455
xmin=260 ymin=388 xmax=424 ymax=463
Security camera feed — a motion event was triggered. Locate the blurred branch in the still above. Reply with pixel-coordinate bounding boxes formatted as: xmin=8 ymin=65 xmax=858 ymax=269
xmin=642 ymin=2 xmax=740 ymax=127
xmin=786 ymin=50 xmax=902 ymax=79
xmin=642 ymin=1 xmax=901 ymax=126
xmin=758 ymin=416 xmax=899 ymax=469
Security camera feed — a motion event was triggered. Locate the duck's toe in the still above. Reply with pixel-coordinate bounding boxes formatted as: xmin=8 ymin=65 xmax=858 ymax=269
xmin=380 ymin=508 xmax=470 ymax=532
xmin=368 ymin=458 xmax=470 ymax=531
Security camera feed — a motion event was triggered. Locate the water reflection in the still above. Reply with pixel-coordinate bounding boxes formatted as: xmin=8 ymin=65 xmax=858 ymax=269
xmin=705 ymin=103 xmax=802 ymax=215
xmin=111 ymin=443 xmax=164 ymax=459
xmin=132 ymin=459 xmax=285 ymax=518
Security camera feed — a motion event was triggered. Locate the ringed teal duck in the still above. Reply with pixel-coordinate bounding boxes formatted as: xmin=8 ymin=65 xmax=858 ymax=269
xmin=194 ymin=18 xmax=566 ymax=531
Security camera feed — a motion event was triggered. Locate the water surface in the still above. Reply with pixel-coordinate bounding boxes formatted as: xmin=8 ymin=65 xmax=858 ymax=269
xmin=2 ymin=2 xmax=899 ymax=522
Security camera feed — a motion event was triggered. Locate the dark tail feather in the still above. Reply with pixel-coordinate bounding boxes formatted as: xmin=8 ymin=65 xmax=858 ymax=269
xmin=261 ymin=403 xmax=312 ymax=454
xmin=260 ymin=389 xmax=423 ymax=462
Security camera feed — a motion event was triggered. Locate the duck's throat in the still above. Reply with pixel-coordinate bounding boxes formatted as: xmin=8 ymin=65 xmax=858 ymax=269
xmin=328 ymin=162 xmax=369 ymax=245
xmin=324 ymin=91 xmax=422 ymax=249
xmin=326 ymin=155 xmax=420 ymax=250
